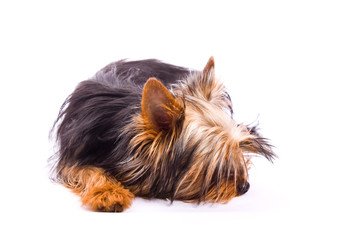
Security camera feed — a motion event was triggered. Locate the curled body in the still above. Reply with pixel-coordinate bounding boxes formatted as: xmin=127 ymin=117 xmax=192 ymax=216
xmin=51 ymin=57 xmax=275 ymax=212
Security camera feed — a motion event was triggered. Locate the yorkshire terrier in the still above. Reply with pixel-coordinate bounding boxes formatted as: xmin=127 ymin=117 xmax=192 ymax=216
xmin=50 ymin=57 xmax=275 ymax=212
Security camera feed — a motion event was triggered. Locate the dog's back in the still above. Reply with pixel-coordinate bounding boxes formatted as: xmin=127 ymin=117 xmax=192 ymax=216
xmin=93 ymin=59 xmax=192 ymax=88
xmin=51 ymin=57 xmax=275 ymax=212
xmin=53 ymin=59 xmax=192 ymax=177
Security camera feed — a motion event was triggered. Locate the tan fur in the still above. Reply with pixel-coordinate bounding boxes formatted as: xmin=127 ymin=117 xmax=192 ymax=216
xmin=124 ymin=61 xmax=254 ymax=203
xmin=141 ymin=78 xmax=184 ymax=131
xmin=59 ymin=165 xmax=134 ymax=212
xmin=203 ymin=56 xmax=215 ymax=75
xmin=168 ymin=65 xmax=254 ymax=202
xmin=53 ymin=57 xmax=273 ymax=211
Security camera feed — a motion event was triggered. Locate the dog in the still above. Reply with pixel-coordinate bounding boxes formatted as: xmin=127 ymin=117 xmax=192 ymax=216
xmin=50 ymin=57 xmax=275 ymax=212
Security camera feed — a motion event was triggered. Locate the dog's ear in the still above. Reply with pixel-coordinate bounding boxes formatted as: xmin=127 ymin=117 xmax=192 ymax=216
xmin=141 ymin=78 xmax=183 ymax=131
xmin=199 ymin=56 xmax=216 ymax=99
xmin=203 ymin=56 xmax=215 ymax=76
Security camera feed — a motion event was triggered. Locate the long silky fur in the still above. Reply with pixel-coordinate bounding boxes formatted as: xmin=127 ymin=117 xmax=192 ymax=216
xmin=51 ymin=58 xmax=276 ymax=204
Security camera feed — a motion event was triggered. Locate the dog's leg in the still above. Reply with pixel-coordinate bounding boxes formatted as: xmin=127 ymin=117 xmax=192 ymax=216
xmin=59 ymin=165 xmax=134 ymax=212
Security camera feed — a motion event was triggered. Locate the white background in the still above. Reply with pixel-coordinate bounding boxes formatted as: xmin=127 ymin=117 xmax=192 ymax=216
xmin=1 ymin=0 xmax=359 ymax=239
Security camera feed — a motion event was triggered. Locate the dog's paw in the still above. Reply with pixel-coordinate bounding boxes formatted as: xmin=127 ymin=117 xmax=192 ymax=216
xmin=98 ymin=202 xmax=123 ymax=212
xmin=82 ymin=183 xmax=135 ymax=212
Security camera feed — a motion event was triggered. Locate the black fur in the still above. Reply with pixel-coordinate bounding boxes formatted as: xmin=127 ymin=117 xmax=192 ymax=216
xmin=51 ymin=58 xmax=275 ymax=202
xmin=93 ymin=59 xmax=192 ymax=88
xmin=52 ymin=59 xmax=192 ymax=183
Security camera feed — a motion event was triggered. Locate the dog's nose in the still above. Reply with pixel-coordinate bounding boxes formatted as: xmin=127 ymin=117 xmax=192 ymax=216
xmin=237 ymin=182 xmax=250 ymax=195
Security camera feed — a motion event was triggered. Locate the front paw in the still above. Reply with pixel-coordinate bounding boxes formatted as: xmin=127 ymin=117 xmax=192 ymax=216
xmin=83 ymin=183 xmax=134 ymax=212
xmin=98 ymin=202 xmax=123 ymax=212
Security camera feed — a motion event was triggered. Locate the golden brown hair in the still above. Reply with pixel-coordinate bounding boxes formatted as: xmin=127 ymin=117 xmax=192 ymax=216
xmin=51 ymin=57 xmax=275 ymax=211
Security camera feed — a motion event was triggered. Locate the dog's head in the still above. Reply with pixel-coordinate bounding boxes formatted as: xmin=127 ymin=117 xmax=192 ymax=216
xmin=130 ymin=57 xmax=275 ymax=202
